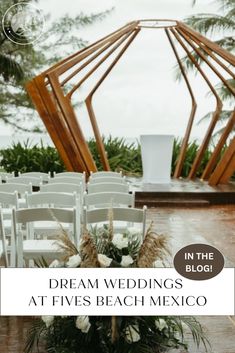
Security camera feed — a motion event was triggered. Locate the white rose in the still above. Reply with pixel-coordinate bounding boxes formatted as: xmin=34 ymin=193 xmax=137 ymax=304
xmin=98 ymin=254 xmax=112 ymax=267
xmin=125 ymin=324 xmax=140 ymax=343
xmin=66 ymin=254 xmax=81 ymax=268
xmin=112 ymin=233 xmax=128 ymax=249
xmin=121 ymin=255 xmax=134 ymax=267
xmin=42 ymin=316 xmax=54 ymax=328
xmin=155 ymin=318 xmax=167 ymax=331
xmin=75 ymin=316 xmax=91 ymax=333
xmin=49 ymin=259 xmax=61 ymax=268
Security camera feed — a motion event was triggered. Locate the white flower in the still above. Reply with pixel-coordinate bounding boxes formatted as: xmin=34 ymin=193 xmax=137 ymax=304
xmin=98 ymin=254 xmax=112 ymax=267
xmin=112 ymin=233 xmax=128 ymax=249
xmin=125 ymin=324 xmax=140 ymax=343
xmin=155 ymin=318 xmax=168 ymax=331
xmin=121 ymin=255 xmax=134 ymax=267
xmin=42 ymin=316 xmax=54 ymax=328
xmin=66 ymin=254 xmax=81 ymax=268
xmin=49 ymin=259 xmax=61 ymax=268
xmin=75 ymin=316 xmax=91 ymax=333
xmin=127 ymin=227 xmax=141 ymax=237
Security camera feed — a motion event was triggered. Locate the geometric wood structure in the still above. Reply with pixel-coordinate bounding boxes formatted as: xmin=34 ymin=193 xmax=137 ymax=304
xmin=26 ymin=20 xmax=235 ymax=185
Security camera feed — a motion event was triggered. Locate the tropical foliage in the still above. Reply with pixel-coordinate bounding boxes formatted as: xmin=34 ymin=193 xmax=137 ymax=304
xmin=0 ymin=0 xmax=110 ymax=131
xmin=0 ymin=137 xmax=214 ymax=178
xmin=24 ymin=223 xmax=208 ymax=353
xmin=177 ymin=0 xmax=235 ymax=136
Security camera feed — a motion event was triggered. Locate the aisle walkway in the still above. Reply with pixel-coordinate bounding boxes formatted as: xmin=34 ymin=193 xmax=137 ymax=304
xmin=0 ymin=206 xmax=235 ymax=353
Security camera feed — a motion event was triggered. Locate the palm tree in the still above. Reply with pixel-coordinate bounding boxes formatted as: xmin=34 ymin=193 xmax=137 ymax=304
xmin=177 ymin=0 xmax=235 ymax=137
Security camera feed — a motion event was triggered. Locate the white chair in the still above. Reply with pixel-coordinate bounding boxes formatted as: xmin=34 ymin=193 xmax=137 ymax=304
xmin=0 ymin=172 xmax=15 ymax=181
xmin=40 ymin=183 xmax=83 ymax=207
xmin=89 ymin=176 xmax=127 ymax=184
xmin=0 ymin=191 xmax=19 ymax=220
xmin=84 ymin=206 xmax=147 ymax=239
xmin=26 ymin=192 xmax=78 ymax=209
xmin=90 ymin=171 xmax=122 ymax=178
xmin=12 ymin=207 xmax=79 ymax=267
xmin=0 ymin=209 xmax=8 ymax=267
xmin=87 ymin=182 xmax=129 ymax=194
xmin=0 ymin=192 xmax=20 ymax=266
xmin=19 ymin=172 xmax=50 ymax=182
xmin=26 ymin=191 xmax=80 ymax=237
xmin=0 ymin=182 xmax=32 ymax=208
xmin=6 ymin=176 xmax=42 ymax=187
xmin=49 ymin=176 xmax=86 ymax=193
xmin=84 ymin=191 xmax=135 ymax=210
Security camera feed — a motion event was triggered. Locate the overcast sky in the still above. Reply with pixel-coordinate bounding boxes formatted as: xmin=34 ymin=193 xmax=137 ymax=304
xmin=2 ymin=0 xmax=226 ymax=143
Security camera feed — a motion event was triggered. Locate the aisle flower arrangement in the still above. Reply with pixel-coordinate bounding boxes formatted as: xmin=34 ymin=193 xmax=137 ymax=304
xmin=25 ymin=218 xmax=208 ymax=353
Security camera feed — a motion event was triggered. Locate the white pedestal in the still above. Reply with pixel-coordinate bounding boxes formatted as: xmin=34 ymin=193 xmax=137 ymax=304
xmin=140 ymin=134 xmax=174 ymax=184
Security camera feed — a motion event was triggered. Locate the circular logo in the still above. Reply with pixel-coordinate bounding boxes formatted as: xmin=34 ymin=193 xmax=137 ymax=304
xmin=2 ymin=2 xmax=45 ymax=45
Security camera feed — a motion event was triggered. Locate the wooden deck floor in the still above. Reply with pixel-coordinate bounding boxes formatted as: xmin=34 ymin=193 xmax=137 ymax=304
xmin=127 ymin=178 xmax=235 ymax=206
xmin=0 ymin=205 xmax=235 ymax=353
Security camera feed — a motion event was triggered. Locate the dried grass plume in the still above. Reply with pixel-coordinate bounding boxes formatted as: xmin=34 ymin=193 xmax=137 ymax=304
xmin=135 ymin=222 xmax=170 ymax=268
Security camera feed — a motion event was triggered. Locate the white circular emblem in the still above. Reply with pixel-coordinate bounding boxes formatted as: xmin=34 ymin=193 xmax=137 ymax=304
xmin=2 ymin=2 xmax=45 ymax=45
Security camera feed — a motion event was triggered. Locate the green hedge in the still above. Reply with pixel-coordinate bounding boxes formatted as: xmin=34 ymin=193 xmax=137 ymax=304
xmin=0 ymin=137 xmax=213 ymax=178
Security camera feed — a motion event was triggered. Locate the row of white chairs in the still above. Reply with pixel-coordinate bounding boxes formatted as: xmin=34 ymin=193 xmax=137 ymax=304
xmin=0 ymin=171 xmax=145 ymax=268
xmin=0 ymin=205 xmax=147 ymax=267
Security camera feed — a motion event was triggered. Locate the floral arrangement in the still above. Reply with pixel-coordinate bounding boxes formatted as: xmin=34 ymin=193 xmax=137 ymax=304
xmin=25 ymin=218 xmax=208 ymax=353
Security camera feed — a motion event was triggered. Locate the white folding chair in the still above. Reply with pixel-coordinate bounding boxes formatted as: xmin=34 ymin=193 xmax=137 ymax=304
xmin=49 ymin=175 xmax=86 ymax=193
xmin=89 ymin=176 xmax=127 ymax=185
xmin=0 ymin=182 xmax=32 ymax=208
xmin=19 ymin=172 xmax=50 ymax=182
xmin=84 ymin=206 xmax=147 ymax=239
xmin=12 ymin=207 xmax=79 ymax=267
xmin=0 ymin=191 xmax=19 ymax=220
xmin=40 ymin=182 xmax=83 ymax=207
xmin=90 ymin=171 xmax=122 ymax=179
xmin=6 ymin=176 xmax=42 ymax=187
xmin=0 ymin=209 xmax=8 ymax=267
xmin=26 ymin=191 xmax=80 ymax=237
xmin=87 ymin=182 xmax=129 ymax=194
xmin=0 ymin=172 xmax=15 ymax=181
xmin=84 ymin=191 xmax=135 ymax=210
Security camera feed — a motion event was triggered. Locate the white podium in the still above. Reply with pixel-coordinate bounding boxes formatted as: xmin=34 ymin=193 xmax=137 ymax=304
xmin=140 ymin=134 xmax=174 ymax=184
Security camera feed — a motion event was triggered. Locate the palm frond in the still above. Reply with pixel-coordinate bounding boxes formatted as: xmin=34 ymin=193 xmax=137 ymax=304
xmin=197 ymin=109 xmax=233 ymax=125
xmin=185 ymin=14 xmax=235 ymax=35
xmin=0 ymin=54 xmax=24 ymax=82
xmin=24 ymin=318 xmax=46 ymax=353
xmin=212 ymin=79 xmax=235 ymax=103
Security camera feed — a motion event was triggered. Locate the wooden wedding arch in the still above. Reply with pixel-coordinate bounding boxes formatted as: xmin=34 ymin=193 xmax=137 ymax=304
xmin=26 ymin=20 xmax=235 ymax=185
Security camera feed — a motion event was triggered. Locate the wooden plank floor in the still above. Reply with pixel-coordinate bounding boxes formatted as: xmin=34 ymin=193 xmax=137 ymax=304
xmin=128 ymin=178 xmax=235 ymax=206
xmin=0 ymin=205 xmax=235 ymax=353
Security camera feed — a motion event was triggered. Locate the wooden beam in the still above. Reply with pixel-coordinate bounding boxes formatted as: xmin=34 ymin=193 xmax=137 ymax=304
xmin=209 ymin=137 xmax=235 ymax=185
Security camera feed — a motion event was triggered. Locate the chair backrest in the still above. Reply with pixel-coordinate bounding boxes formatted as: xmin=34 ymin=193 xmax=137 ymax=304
xmin=26 ymin=191 xmax=78 ymax=208
xmin=49 ymin=176 xmax=84 ymax=185
xmin=87 ymin=182 xmax=129 ymax=194
xmin=0 ymin=172 xmax=15 ymax=181
xmin=6 ymin=176 xmax=42 ymax=187
xmin=40 ymin=182 xmax=82 ymax=195
xmin=84 ymin=191 xmax=135 ymax=209
xmin=89 ymin=176 xmax=127 ymax=184
xmin=0 ymin=191 xmax=19 ymax=208
xmin=0 ymin=208 xmax=8 ymax=267
xmin=90 ymin=171 xmax=122 ymax=179
xmin=19 ymin=172 xmax=50 ymax=182
xmin=0 ymin=183 xmax=32 ymax=196
xmin=84 ymin=206 xmax=147 ymax=238
xmin=54 ymin=172 xmax=86 ymax=178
